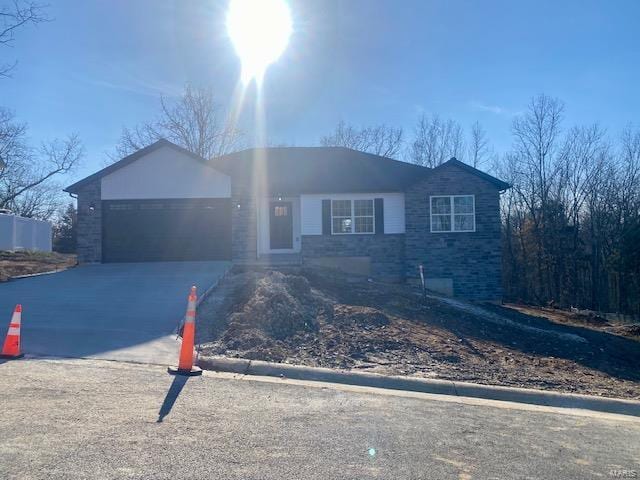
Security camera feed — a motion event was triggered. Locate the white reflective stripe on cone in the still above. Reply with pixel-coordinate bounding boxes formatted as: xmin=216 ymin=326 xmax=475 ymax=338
xmin=7 ymin=327 xmax=20 ymax=335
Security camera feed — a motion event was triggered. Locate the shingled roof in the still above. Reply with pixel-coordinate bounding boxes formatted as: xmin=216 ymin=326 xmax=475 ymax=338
xmin=209 ymin=146 xmax=431 ymax=194
xmin=65 ymin=139 xmax=510 ymax=195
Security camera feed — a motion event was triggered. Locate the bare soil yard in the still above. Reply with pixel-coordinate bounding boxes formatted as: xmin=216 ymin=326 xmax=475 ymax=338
xmin=0 ymin=251 xmax=77 ymax=281
xmin=198 ymin=267 xmax=640 ymax=399
xmin=500 ymin=303 xmax=640 ymax=340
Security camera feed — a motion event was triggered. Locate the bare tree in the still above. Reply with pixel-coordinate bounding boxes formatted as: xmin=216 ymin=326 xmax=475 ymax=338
xmin=10 ymin=181 xmax=62 ymax=218
xmin=618 ymin=126 xmax=640 ymax=223
xmin=113 ymin=84 xmax=244 ymax=160
xmin=558 ymin=124 xmax=607 ymax=228
xmin=408 ymin=114 xmax=464 ymax=167
xmin=511 ymin=94 xmax=564 ymax=212
xmin=505 ymin=95 xmax=565 ymax=301
xmin=468 ymin=121 xmax=492 ymax=168
xmin=320 ymin=121 xmax=404 ymax=158
xmin=0 ymin=108 xmax=83 ymax=219
xmin=1 ymin=0 xmax=49 ymax=77
xmin=0 ymin=105 xmax=25 ymax=167
xmin=499 ymin=94 xmax=640 ymax=314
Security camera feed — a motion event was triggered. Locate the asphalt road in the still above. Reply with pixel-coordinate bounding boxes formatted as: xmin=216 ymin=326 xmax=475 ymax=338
xmin=0 ymin=261 xmax=229 ymax=363
xmin=1 ymin=357 xmax=638 ymax=480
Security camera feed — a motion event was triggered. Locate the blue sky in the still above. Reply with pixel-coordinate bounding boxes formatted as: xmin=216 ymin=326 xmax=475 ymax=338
xmin=2 ymin=0 xmax=639 ymax=183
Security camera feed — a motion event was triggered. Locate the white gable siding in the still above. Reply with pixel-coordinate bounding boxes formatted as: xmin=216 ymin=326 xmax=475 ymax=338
xmin=300 ymin=193 xmax=405 ymax=235
xmin=101 ymin=145 xmax=231 ymax=200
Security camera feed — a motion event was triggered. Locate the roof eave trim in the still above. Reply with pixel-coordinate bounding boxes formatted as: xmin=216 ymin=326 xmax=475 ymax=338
xmin=438 ymin=158 xmax=511 ymax=190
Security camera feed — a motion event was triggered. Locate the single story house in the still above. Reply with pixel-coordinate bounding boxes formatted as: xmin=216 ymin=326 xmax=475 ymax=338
xmin=65 ymin=139 xmax=510 ymax=300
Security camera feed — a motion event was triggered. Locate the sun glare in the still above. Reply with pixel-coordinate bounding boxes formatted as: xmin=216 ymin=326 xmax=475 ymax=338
xmin=227 ymin=0 xmax=293 ymax=85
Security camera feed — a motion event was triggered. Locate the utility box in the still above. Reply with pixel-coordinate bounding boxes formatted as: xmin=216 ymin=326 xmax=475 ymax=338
xmin=0 ymin=213 xmax=52 ymax=252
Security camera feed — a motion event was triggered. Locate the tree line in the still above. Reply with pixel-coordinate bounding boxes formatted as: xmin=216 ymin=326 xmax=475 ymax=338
xmin=319 ymin=116 xmax=492 ymax=169
xmin=497 ymin=96 xmax=640 ymax=316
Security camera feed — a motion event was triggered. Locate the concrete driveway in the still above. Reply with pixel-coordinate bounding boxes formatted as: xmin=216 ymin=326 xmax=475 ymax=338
xmin=0 ymin=261 xmax=229 ymax=363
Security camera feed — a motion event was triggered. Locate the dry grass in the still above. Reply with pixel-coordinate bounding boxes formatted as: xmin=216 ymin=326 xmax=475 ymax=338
xmin=0 ymin=251 xmax=77 ymax=281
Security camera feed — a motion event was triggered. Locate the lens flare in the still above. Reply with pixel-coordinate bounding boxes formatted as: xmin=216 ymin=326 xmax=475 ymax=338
xmin=227 ymin=0 xmax=293 ymax=85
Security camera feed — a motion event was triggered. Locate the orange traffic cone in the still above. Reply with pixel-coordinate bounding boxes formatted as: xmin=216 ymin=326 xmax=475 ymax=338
xmin=168 ymin=286 xmax=202 ymax=376
xmin=1 ymin=304 xmax=24 ymax=359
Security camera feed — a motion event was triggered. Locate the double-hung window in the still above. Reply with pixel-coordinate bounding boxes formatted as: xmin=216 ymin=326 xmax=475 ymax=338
xmin=331 ymin=199 xmax=374 ymax=234
xmin=430 ymin=195 xmax=475 ymax=232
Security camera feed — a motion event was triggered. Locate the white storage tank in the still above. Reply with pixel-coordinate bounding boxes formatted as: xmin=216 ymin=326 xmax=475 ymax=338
xmin=0 ymin=211 xmax=52 ymax=252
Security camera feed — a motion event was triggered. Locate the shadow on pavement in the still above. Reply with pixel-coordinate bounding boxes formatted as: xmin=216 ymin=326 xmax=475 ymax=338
xmin=157 ymin=375 xmax=189 ymax=423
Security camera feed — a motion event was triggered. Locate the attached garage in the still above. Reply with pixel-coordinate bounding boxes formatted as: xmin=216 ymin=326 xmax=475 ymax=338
xmin=102 ymin=198 xmax=231 ymax=262
xmin=65 ymin=140 xmax=233 ymax=264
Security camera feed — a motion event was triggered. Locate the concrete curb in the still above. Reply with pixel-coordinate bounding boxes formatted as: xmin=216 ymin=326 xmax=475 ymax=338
xmin=195 ymin=266 xmax=231 ymax=309
xmin=173 ymin=265 xmax=232 ymax=335
xmin=198 ymin=356 xmax=640 ymax=417
xmin=9 ymin=267 xmax=73 ymax=281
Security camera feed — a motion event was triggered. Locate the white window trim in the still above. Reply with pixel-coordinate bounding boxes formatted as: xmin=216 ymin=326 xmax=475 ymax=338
xmin=331 ymin=198 xmax=376 ymax=235
xmin=429 ymin=195 xmax=476 ymax=233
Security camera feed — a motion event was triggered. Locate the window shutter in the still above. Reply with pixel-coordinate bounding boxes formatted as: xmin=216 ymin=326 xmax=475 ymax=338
xmin=374 ymin=198 xmax=384 ymax=234
xmin=322 ymin=199 xmax=331 ymax=235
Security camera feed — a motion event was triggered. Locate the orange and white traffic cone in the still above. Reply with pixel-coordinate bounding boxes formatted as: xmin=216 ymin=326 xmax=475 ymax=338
xmin=168 ymin=286 xmax=202 ymax=376
xmin=1 ymin=304 xmax=24 ymax=359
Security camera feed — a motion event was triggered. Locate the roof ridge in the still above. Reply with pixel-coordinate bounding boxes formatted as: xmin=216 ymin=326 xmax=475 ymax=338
xmin=214 ymin=145 xmax=431 ymax=170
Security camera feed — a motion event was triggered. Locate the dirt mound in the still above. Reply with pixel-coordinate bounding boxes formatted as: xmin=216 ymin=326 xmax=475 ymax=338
xmin=222 ymin=270 xmax=327 ymax=341
xmin=610 ymin=324 xmax=640 ymax=339
xmin=569 ymin=311 xmax=608 ymax=326
xmin=199 ymin=267 xmax=640 ymax=399
xmin=332 ymin=305 xmax=389 ymax=328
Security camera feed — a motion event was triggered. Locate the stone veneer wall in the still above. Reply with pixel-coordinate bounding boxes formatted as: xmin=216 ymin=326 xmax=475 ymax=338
xmin=230 ymin=187 xmax=258 ymax=263
xmin=404 ymin=164 xmax=503 ymax=301
xmin=301 ymin=234 xmax=405 ymax=280
xmin=76 ymin=180 xmax=102 ymax=263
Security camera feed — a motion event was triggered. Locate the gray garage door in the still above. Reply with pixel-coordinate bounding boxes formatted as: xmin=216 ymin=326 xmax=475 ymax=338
xmin=102 ymin=198 xmax=231 ymax=262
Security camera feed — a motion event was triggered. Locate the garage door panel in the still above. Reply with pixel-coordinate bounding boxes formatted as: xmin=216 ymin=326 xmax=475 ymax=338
xmin=102 ymin=199 xmax=231 ymax=262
